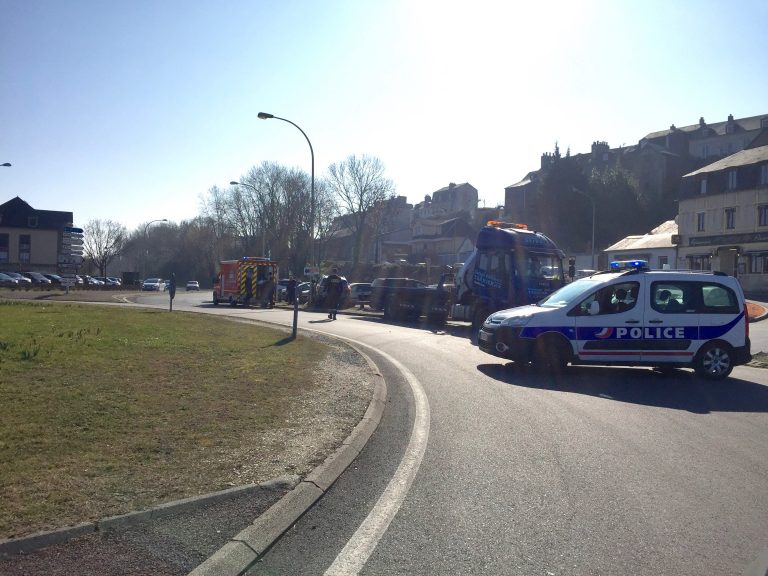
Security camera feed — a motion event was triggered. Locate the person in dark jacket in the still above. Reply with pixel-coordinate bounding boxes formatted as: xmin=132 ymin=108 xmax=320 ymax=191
xmin=286 ymin=276 xmax=297 ymax=305
xmin=325 ymin=268 xmax=344 ymax=320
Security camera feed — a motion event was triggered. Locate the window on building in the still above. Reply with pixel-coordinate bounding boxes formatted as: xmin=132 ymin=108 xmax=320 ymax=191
xmin=701 ymin=144 xmax=709 ymax=158
xmin=689 ymin=255 xmax=712 ymax=271
xmin=727 ymin=170 xmax=737 ymax=190
xmin=697 ymin=212 xmax=706 ymax=232
xmin=761 ymin=164 xmax=768 ymax=186
xmin=700 ymin=178 xmax=707 ymax=195
xmin=658 ymin=255 xmax=669 ymax=269
xmin=725 ymin=208 xmax=736 ymax=230
xmin=19 ymin=234 xmax=31 ymax=264
xmin=750 ymin=253 xmax=768 ymax=274
xmin=760 ymin=205 xmax=768 ymax=227
xmin=27 ymin=216 xmax=38 ymax=228
xmin=0 ymin=233 xmax=8 ymax=263
xmin=762 ymin=117 xmax=768 ymax=129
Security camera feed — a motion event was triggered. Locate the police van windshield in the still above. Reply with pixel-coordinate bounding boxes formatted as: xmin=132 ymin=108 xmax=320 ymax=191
xmin=537 ymin=278 xmax=599 ymax=308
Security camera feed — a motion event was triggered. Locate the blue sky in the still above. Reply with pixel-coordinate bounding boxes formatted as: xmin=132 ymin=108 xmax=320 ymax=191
xmin=2 ymin=0 xmax=767 ymax=231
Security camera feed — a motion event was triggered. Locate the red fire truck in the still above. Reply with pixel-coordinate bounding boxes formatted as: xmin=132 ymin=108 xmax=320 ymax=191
xmin=212 ymin=257 xmax=279 ymax=307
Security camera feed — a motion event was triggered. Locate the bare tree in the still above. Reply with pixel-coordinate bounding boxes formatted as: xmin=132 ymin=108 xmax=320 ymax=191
xmin=83 ymin=219 xmax=127 ymax=278
xmin=326 ymin=154 xmax=395 ymax=267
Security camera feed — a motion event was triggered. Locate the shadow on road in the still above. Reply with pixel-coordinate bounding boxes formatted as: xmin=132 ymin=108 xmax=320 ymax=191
xmin=476 ymin=362 xmax=768 ymax=414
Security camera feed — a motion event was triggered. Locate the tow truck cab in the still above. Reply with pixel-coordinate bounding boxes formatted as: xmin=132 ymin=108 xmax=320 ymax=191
xmin=452 ymin=220 xmax=565 ymax=330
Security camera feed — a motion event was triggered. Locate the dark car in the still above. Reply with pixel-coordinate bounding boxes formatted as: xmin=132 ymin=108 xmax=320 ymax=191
xmin=43 ymin=273 xmax=64 ymax=284
xmin=5 ymin=272 xmax=31 ymax=285
xmin=21 ymin=271 xmax=52 ymax=285
xmin=0 ymin=272 xmax=20 ymax=286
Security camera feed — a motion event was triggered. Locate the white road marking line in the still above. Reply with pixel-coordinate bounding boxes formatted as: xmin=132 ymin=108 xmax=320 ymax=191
xmin=323 ymin=341 xmax=430 ymax=576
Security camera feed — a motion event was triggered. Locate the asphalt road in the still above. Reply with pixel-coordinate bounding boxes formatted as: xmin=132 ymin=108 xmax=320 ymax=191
xmin=154 ymin=292 xmax=768 ymax=576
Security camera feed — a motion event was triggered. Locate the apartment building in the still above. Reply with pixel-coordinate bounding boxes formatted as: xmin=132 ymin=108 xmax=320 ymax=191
xmin=0 ymin=196 xmax=74 ymax=272
xmin=677 ymin=132 xmax=768 ymax=294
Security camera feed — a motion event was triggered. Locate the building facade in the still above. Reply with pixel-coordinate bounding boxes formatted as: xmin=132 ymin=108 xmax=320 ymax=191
xmin=677 ymin=132 xmax=768 ymax=294
xmin=0 ymin=197 xmax=74 ymax=273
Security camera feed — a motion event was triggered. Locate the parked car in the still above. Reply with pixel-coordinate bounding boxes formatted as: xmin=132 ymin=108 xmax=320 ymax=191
xmin=43 ymin=273 xmax=64 ymax=284
xmin=0 ymin=272 xmax=20 ymax=286
xmin=275 ymin=278 xmax=291 ymax=301
xmin=186 ymin=280 xmax=200 ymax=291
xmin=83 ymin=275 xmax=104 ymax=285
xmin=297 ymin=281 xmax=311 ymax=304
xmin=142 ymin=278 xmax=166 ymax=291
xmin=348 ymin=282 xmax=372 ymax=307
xmin=21 ymin=271 xmax=52 ymax=285
xmin=574 ymin=269 xmax=597 ymax=280
xmin=5 ymin=272 xmax=32 ymax=285
xmin=94 ymin=276 xmax=121 ymax=286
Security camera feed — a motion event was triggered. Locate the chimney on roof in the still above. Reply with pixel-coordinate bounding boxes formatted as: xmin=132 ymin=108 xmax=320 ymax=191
xmin=449 ymin=182 xmax=456 ymax=188
xmin=670 ymin=124 xmax=676 ymax=130
xmin=728 ymin=114 xmax=734 ymax=122
xmin=699 ymin=117 xmax=706 ymax=127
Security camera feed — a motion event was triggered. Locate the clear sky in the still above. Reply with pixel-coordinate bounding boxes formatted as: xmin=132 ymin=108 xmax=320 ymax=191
xmin=2 ymin=0 xmax=767 ymax=232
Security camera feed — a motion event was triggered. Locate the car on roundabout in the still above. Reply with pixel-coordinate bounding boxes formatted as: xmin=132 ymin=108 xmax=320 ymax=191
xmin=142 ymin=278 xmax=166 ymax=291
xmin=186 ymin=280 xmax=200 ymax=291
xmin=477 ymin=260 xmax=751 ymax=380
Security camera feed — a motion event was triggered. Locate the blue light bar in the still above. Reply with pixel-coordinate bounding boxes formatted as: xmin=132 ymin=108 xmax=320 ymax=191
xmin=610 ymin=260 xmax=649 ymax=271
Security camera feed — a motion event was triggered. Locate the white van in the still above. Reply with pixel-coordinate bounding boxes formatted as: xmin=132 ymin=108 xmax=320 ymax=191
xmin=478 ymin=261 xmax=752 ymax=380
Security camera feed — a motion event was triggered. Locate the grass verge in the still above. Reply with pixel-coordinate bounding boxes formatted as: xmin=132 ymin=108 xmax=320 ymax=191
xmin=0 ymin=301 xmax=333 ymax=539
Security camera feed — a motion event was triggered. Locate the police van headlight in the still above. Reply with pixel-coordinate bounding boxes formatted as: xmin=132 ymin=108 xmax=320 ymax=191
xmin=499 ymin=314 xmax=533 ymax=327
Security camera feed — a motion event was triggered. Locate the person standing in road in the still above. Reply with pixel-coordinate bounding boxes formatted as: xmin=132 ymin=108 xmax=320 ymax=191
xmin=326 ymin=268 xmax=343 ymax=320
xmin=287 ymin=275 xmax=297 ymax=305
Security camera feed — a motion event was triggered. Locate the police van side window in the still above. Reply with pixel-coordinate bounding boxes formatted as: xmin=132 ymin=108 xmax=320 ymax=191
xmin=701 ymin=283 xmax=739 ymax=313
xmin=651 ymin=282 xmax=694 ymax=313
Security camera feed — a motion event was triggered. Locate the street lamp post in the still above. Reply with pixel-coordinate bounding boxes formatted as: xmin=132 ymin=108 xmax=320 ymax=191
xmin=257 ymin=112 xmax=315 ymax=270
xmin=229 ymin=181 xmax=267 ymax=257
xmin=572 ymin=188 xmax=596 ymax=270
xmin=142 ymin=219 xmax=167 ymax=279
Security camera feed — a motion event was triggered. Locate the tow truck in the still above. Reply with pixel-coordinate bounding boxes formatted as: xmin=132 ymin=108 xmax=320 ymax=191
xmin=370 ymin=221 xmax=566 ymax=328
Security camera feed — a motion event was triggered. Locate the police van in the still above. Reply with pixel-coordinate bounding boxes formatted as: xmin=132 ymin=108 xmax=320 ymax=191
xmin=477 ymin=260 xmax=752 ymax=380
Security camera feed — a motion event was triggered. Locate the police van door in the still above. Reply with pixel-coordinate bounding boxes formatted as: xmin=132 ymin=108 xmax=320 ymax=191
xmin=569 ymin=279 xmax=644 ymax=362
xmin=642 ymin=281 xmax=698 ymax=365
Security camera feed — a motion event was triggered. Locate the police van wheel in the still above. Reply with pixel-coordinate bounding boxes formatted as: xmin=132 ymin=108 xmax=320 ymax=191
xmin=212 ymin=292 xmax=219 ymax=306
xmin=694 ymin=341 xmax=734 ymax=380
xmin=534 ymin=335 xmax=569 ymax=373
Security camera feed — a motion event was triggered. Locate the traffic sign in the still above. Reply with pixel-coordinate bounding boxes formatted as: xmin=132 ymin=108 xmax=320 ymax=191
xmin=60 ymin=277 xmax=77 ymax=288
xmin=58 ymin=254 xmax=84 ymax=264
xmin=63 ymin=226 xmax=84 ymax=234
xmin=58 ymin=265 xmax=81 ymax=273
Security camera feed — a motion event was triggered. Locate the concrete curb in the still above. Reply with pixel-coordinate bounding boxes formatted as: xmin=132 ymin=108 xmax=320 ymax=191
xmin=188 ymin=344 xmax=387 ymax=576
xmin=0 ymin=478 xmax=296 ymax=558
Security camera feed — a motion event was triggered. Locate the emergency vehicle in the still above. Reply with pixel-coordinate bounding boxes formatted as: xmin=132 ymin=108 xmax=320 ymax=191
xmin=212 ymin=257 xmax=279 ymax=307
xmin=477 ymin=260 xmax=752 ymax=380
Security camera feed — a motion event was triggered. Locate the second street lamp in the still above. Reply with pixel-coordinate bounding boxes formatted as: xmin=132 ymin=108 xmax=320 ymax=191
xmin=230 ymin=181 xmax=267 ymax=257
xmin=572 ymin=188 xmax=596 ymax=270
xmin=143 ymin=219 xmax=167 ymax=278
xmin=257 ymin=112 xmax=315 ymax=270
